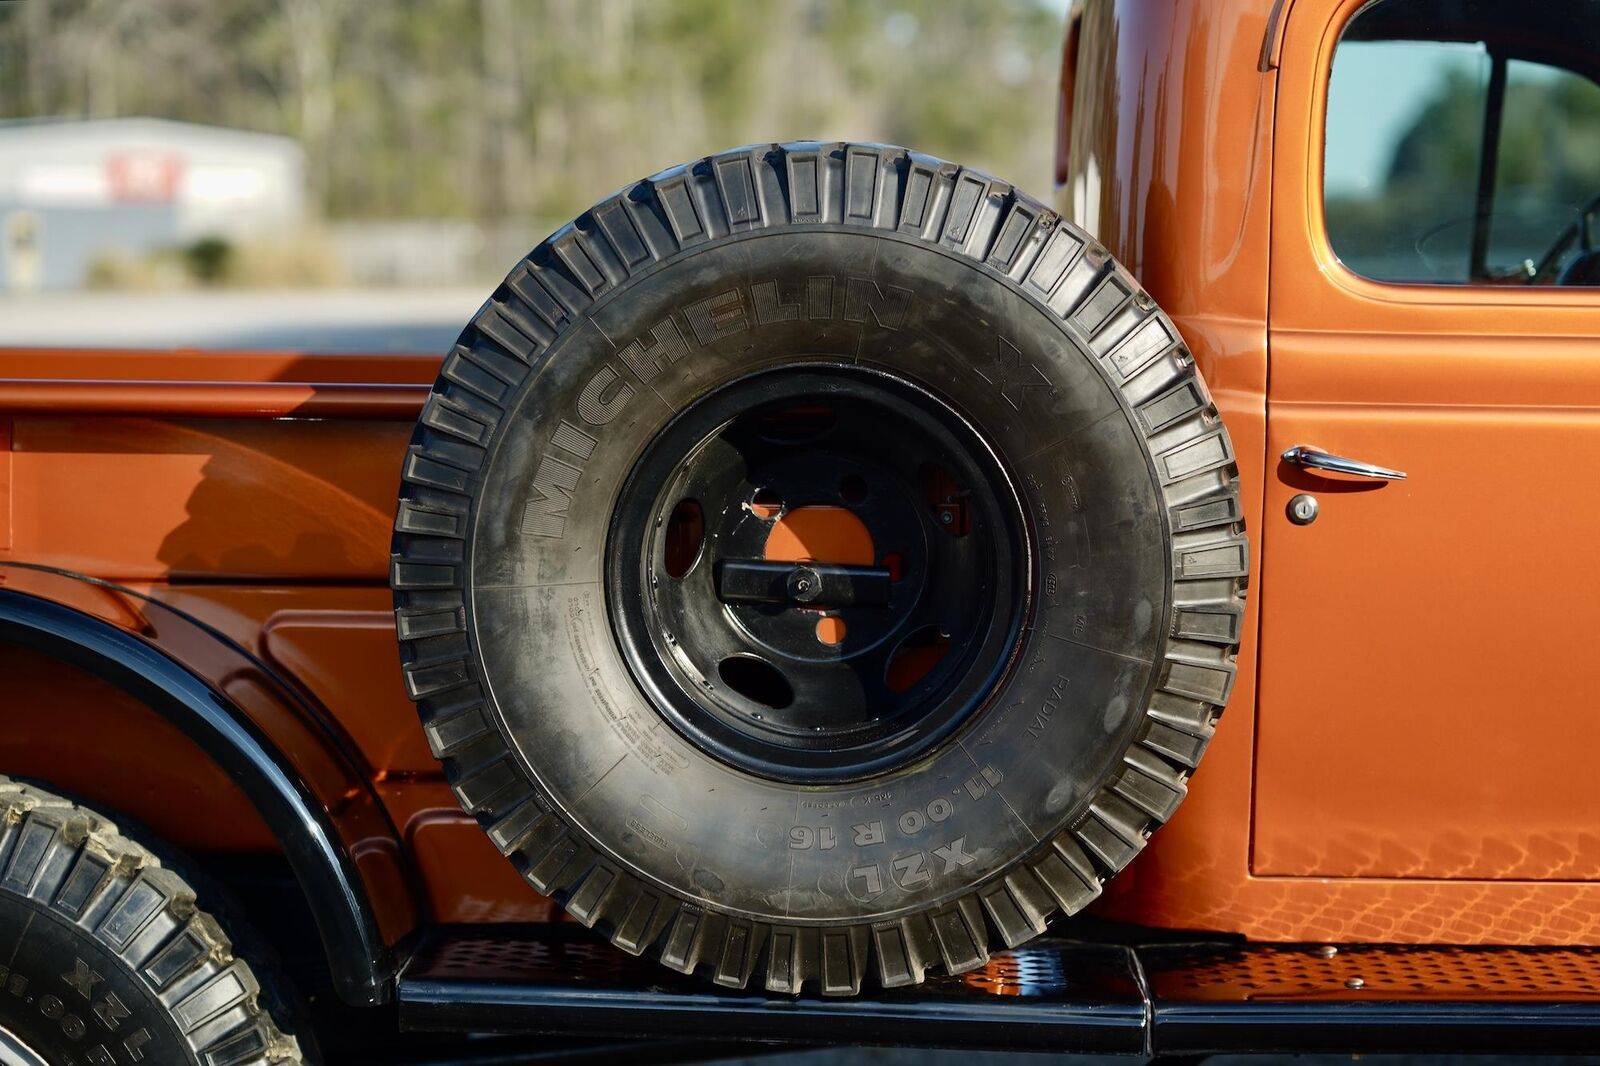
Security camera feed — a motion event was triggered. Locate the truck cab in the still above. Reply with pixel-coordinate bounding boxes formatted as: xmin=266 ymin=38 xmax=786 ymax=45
xmin=1060 ymin=0 xmax=1600 ymax=943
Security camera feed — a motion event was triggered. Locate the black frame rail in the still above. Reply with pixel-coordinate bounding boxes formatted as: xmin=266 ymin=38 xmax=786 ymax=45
xmin=398 ymin=926 xmax=1600 ymax=1056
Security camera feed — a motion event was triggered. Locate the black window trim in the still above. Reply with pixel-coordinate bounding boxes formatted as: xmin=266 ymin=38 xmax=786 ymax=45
xmin=1467 ymin=48 xmax=1506 ymax=281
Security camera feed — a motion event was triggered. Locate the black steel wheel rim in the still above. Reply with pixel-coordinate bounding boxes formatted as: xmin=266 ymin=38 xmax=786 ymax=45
xmin=606 ymin=364 xmax=1031 ymax=783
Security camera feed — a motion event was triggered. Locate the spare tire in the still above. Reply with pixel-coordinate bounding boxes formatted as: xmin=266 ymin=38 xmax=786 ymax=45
xmin=392 ymin=142 xmax=1246 ymax=995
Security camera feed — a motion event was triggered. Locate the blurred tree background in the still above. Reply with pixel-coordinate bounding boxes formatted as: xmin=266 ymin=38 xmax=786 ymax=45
xmin=0 ymin=0 xmax=1065 ymax=226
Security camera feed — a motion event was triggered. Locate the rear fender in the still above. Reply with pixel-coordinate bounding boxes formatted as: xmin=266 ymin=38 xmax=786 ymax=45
xmin=0 ymin=568 xmax=417 ymax=1006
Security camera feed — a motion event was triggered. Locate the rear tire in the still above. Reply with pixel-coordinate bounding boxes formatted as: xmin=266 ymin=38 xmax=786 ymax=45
xmin=0 ymin=779 xmax=305 ymax=1064
xmin=392 ymin=142 xmax=1247 ymax=995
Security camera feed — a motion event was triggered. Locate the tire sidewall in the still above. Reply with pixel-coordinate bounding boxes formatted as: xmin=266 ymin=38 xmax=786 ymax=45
xmin=0 ymin=894 xmax=195 ymax=1066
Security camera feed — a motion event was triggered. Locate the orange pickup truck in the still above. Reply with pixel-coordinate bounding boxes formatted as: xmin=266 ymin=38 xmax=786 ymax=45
xmin=3 ymin=0 xmax=1599 ymax=1062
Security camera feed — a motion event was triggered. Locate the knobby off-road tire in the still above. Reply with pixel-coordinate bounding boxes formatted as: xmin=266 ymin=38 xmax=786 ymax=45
xmin=392 ymin=142 xmax=1247 ymax=995
xmin=0 ymin=779 xmax=304 ymax=1064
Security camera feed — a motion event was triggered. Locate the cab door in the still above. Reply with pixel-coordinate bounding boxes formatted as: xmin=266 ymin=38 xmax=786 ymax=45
xmin=1254 ymin=0 xmax=1600 ymax=880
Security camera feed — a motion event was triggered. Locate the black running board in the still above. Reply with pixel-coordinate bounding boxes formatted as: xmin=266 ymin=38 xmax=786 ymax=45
xmin=397 ymin=925 xmax=1600 ymax=1056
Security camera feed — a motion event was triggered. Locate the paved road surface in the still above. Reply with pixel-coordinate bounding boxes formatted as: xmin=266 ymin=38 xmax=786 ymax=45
xmin=0 ymin=289 xmax=484 ymax=353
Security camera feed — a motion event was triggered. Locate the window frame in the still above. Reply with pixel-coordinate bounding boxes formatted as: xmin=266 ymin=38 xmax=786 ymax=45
xmin=1307 ymin=0 xmax=1600 ymax=307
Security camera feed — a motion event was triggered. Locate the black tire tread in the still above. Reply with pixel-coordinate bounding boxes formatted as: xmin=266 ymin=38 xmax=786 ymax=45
xmin=0 ymin=778 xmax=304 ymax=1064
xmin=391 ymin=141 xmax=1246 ymax=996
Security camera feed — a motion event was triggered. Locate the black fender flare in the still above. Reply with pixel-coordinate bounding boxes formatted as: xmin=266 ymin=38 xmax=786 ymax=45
xmin=0 ymin=587 xmax=394 ymax=1006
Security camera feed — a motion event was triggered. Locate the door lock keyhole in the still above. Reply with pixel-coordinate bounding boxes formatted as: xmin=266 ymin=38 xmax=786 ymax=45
xmin=1287 ymin=493 xmax=1319 ymax=525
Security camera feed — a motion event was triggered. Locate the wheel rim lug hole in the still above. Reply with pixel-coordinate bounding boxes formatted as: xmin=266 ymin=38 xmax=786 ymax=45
xmin=750 ymin=488 xmax=784 ymax=519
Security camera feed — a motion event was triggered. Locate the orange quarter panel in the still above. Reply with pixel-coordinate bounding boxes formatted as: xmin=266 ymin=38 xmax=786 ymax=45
xmin=7 ymin=416 xmax=407 ymax=580
xmin=0 ymin=643 xmax=277 ymax=851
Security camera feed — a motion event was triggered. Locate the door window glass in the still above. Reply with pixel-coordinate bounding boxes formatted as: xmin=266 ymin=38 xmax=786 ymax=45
xmin=1323 ymin=0 xmax=1600 ymax=286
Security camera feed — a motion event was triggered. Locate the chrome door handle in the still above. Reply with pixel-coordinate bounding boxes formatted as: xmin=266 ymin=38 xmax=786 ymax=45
xmin=1282 ymin=445 xmax=1406 ymax=480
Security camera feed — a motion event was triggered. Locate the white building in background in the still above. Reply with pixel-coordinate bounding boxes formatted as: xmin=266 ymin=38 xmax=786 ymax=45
xmin=0 ymin=117 xmax=304 ymax=291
